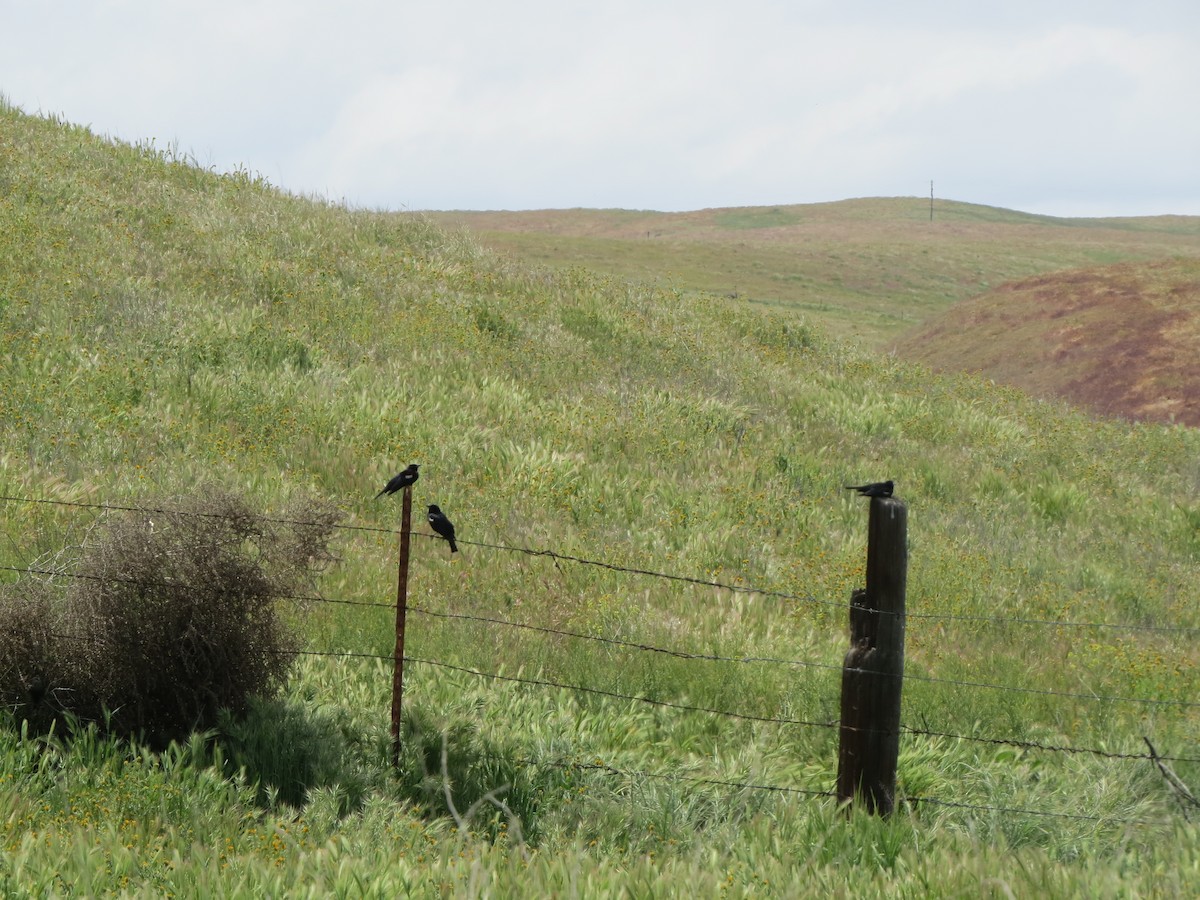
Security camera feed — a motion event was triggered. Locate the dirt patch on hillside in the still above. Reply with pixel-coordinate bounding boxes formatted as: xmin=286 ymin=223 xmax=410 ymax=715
xmin=897 ymin=259 xmax=1200 ymax=426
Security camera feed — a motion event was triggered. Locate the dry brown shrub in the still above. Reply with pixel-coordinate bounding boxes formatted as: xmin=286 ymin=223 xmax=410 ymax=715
xmin=0 ymin=580 xmax=60 ymax=731
xmin=0 ymin=489 xmax=340 ymax=745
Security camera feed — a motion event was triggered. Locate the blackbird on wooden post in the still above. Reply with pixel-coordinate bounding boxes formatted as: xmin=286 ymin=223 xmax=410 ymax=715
xmin=845 ymin=480 xmax=894 ymax=498
xmin=376 ymin=464 xmax=420 ymax=498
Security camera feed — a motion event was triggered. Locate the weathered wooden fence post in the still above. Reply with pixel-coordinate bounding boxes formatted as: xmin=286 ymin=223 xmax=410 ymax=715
xmin=390 ymin=485 xmax=413 ymax=769
xmin=837 ymin=496 xmax=907 ymax=814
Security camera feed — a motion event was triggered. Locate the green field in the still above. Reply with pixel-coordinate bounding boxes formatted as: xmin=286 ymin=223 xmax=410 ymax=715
xmin=431 ymin=201 xmax=1200 ymax=347
xmin=3 ymin=98 xmax=1200 ymax=896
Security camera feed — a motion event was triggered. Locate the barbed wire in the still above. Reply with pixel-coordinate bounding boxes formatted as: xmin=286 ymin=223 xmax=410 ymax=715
xmin=7 ymin=639 xmax=1167 ymax=827
xmin=901 ymin=794 xmax=1171 ymax=827
xmin=505 ymin=754 xmax=838 ymax=800
xmin=2 ymin=488 xmax=1190 ymax=827
xmin=0 ymin=493 xmax=394 ymax=536
xmin=7 ymin=493 xmax=1200 ymax=781
xmin=402 ymin=654 xmax=1200 ymax=765
xmin=30 ymin=622 xmax=1196 ymax=766
xmin=450 ymin=534 xmax=1199 ymax=637
xmin=452 ymin=534 xmax=844 ymax=610
xmin=544 ymin=758 xmax=1171 ymax=830
xmin=437 ymin=617 xmax=1200 ymax=762
xmin=479 ymin=754 xmax=1170 ymax=826
xmin=402 ymin=605 xmax=1200 ymax=711
xmin=21 ymin=628 xmax=1200 ymax=768
xmin=405 ymin=655 xmax=845 ymax=731
xmin=293 ymin=649 xmax=1200 ymax=770
xmin=7 ymin=561 xmax=1200 ymax=714
xmin=0 ymin=564 xmax=395 ymax=611
xmin=3 ymin=491 xmax=1196 ymax=637
xmin=284 ymin=637 xmax=1200 ymax=767
xmin=435 ymin=594 xmax=1200 ymax=760
xmin=901 ymin=725 xmax=1200 ymax=766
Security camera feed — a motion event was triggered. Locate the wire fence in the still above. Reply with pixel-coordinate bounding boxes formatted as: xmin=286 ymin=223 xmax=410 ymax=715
xmin=7 ymin=558 xmax=1197 ymax=715
xmin=26 ymin=617 xmax=1200 ymax=767
xmin=30 ymin=629 xmax=1176 ymax=827
xmin=4 ymin=492 xmax=1195 ymax=635
xmin=1 ymin=492 xmax=1195 ymax=826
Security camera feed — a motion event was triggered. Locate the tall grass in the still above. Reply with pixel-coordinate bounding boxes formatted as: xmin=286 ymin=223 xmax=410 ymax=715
xmin=2 ymin=97 xmax=1199 ymax=895
xmin=2 ymin=657 xmax=1196 ymax=896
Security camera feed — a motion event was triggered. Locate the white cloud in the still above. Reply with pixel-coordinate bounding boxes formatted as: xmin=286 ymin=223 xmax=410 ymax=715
xmin=1 ymin=1 xmax=1197 ymax=214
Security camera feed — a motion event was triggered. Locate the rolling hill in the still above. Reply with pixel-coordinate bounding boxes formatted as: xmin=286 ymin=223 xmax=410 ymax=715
xmin=3 ymin=98 xmax=1200 ymax=895
xmin=433 ymin=202 xmax=1200 ymax=426
xmin=431 ymin=200 xmax=1200 ymax=345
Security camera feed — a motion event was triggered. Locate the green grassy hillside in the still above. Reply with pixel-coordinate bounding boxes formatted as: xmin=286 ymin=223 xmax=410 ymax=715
xmin=3 ymin=99 xmax=1200 ymax=895
xmin=431 ymin=201 xmax=1200 ymax=345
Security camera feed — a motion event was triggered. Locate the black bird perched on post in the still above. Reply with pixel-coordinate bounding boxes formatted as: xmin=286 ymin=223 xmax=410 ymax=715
xmin=375 ymin=464 xmax=420 ymax=498
xmin=845 ymin=480 xmax=894 ymax=498
xmin=427 ymin=504 xmax=458 ymax=553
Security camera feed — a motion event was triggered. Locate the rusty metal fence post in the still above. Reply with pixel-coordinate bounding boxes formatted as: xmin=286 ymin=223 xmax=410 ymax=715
xmin=390 ymin=485 xmax=413 ymax=768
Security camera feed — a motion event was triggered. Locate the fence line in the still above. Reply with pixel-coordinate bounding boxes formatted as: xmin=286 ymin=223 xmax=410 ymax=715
xmin=532 ymin=756 xmax=839 ymax=800
xmin=7 ymin=560 xmax=1200 ymax=716
xmin=2 ymin=492 xmax=1194 ymax=637
xmin=405 ymin=605 xmax=1200 ymax=715
xmin=7 ymin=561 xmax=1200 ymax=724
xmin=404 ymin=532 xmax=1200 ymax=638
xmin=14 ymin=635 xmax=1164 ymax=826
xmin=406 ymin=656 xmax=844 ymax=730
xmin=901 ymin=794 xmax=1169 ymax=827
xmin=409 ymin=654 xmax=1200 ymax=764
xmin=5 ymin=491 xmax=1199 ymax=825
xmin=14 ymin=630 xmax=1189 ymax=825
xmin=466 ymin=752 xmax=1169 ymax=826
xmin=538 ymin=758 xmax=1172 ymax=826
xmin=0 ymin=564 xmax=395 ymax=611
xmin=901 ymin=725 xmax=1200 ymax=765
xmin=20 ymin=630 xmax=1200 ymax=767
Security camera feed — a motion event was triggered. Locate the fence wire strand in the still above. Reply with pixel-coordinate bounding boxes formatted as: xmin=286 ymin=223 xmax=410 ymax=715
xmin=2 ymin=492 xmax=1194 ymax=636
xmin=9 ymin=559 xmax=1196 ymax=713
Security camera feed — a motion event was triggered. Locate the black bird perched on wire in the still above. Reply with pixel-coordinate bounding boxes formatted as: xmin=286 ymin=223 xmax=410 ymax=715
xmin=375 ymin=464 xmax=420 ymax=499
xmin=427 ymin=504 xmax=458 ymax=553
xmin=845 ymin=480 xmax=894 ymax=498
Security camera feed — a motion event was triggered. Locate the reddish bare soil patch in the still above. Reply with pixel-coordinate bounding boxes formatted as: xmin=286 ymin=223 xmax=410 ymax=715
xmin=897 ymin=259 xmax=1200 ymax=426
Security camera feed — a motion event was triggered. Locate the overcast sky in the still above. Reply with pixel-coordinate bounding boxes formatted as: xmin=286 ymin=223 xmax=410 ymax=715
xmin=3 ymin=1 xmax=1198 ymax=216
